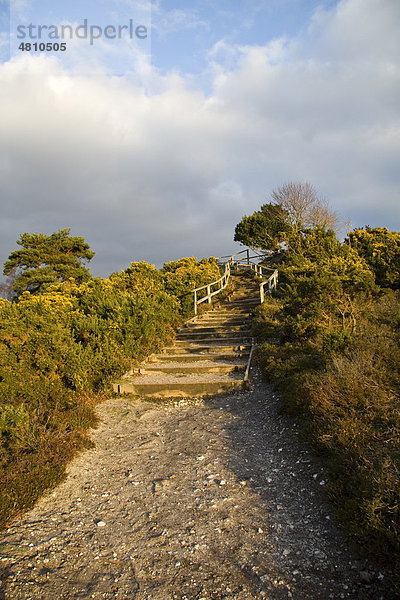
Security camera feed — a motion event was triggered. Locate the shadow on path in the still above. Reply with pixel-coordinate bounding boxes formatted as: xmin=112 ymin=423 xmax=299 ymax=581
xmin=0 ymin=368 xmax=387 ymax=600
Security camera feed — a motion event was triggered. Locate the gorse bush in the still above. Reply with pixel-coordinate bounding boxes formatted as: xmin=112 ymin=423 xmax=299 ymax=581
xmin=161 ymin=256 xmax=221 ymax=316
xmin=239 ymin=187 xmax=400 ymax=590
xmin=277 ymin=231 xmax=376 ymax=342
xmin=0 ymin=251 xmax=218 ymax=528
xmin=347 ymin=226 xmax=400 ymax=288
xmin=253 ymin=242 xmax=400 ymax=582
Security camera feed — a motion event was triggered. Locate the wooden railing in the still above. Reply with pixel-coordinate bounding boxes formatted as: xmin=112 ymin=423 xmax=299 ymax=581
xmin=192 ymin=249 xmax=278 ymax=315
xmin=193 ymin=253 xmax=237 ymax=315
xmin=259 ymin=268 xmax=278 ymax=303
xmin=244 ymin=338 xmax=255 ymax=383
xmin=233 ymin=259 xmax=278 ymax=301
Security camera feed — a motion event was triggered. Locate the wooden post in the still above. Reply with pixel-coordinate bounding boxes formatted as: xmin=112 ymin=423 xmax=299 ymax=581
xmin=260 ymin=282 xmax=264 ymax=304
xmin=194 ymin=290 xmax=197 ymax=315
xmin=207 ymin=285 xmax=211 ymax=304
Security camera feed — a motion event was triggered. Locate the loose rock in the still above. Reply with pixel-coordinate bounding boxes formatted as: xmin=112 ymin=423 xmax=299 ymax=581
xmin=0 ymin=370 xmax=389 ymax=599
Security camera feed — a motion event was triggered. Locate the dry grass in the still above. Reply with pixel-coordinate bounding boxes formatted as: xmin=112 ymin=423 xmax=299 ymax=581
xmin=255 ymin=292 xmax=400 ymax=592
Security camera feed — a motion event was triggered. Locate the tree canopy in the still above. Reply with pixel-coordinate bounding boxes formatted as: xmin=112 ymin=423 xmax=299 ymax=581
xmin=234 ymin=181 xmax=337 ymax=254
xmin=271 ymin=181 xmax=337 ymax=232
xmin=234 ymin=203 xmax=291 ymax=252
xmin=3 ymin=228 xmax=95 ymax=295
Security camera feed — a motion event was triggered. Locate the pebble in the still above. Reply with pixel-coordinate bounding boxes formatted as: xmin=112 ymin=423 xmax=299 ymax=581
xmin=0 ymin=374 xmax=388 ymax=600
xmin=359 ymin=571 xmax=374 ymax=583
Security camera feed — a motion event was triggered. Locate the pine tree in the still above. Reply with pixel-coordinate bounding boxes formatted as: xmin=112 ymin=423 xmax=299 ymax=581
xmin=3 ymin=228 xmax=95 ymax=295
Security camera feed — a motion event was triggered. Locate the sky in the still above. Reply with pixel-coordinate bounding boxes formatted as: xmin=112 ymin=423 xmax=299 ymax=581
xmin=0 ymin=0 xmax=399 ymax=276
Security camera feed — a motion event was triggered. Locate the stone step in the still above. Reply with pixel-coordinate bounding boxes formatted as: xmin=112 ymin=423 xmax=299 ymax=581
xmin=180 ymin=322 xmax=250 ymax=330
xmin=228 ymin=299 xmax=260 ymax=307
xmin=169 ymin=336 xmax=250 ymax=350
xmin=161 ymin=344 xmax=250 ymax=355
xmin=176 ymin=331 xmax=250 ymax=341
xmin=113 ymin=374 xmax=248 ymax=398
xmin=140 ymin=362 xmax=246 ymax=375
xmin=209 ymin=305 xmax=257 ymax=311
xmin=181 ymin=322 xmax=250 ymax=331
xmin=201 ymin=311 xmax=253 ymax=319
xmin=191 ymin=311 xmax=250 ymax=326
xmin=150 ymin=352 xmax=250 ymax=362
xmin=192 ymin=323 xmax=249 ymax=330
xmin=229 ymin=293 xmax=260 ymax=299
xmin=112 ymin=271 xmax=259 ymax=399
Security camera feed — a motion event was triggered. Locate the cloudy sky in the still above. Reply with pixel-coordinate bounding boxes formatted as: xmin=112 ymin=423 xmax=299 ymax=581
xmin=0 ymin=0 xmax=399 ymax=276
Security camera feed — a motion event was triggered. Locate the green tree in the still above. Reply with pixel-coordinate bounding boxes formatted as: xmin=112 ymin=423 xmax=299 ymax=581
xmin=234 ymin=182 xmax=337 ymax=255
xmin=3 ymin=229 xmax=95 ymax=295
xmin=234 ymin=203 xmax=291 ymax=252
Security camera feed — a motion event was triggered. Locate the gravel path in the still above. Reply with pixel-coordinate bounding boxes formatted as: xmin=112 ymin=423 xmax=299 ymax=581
xmin=0 ymin=369 xmax=387 ymax=600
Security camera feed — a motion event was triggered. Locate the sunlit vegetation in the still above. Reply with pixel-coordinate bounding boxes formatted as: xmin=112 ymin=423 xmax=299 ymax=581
xmin=0 ymin=229 xmax=221 ymax=528
xmin=244 ymin=183 xmax=400 ymax=584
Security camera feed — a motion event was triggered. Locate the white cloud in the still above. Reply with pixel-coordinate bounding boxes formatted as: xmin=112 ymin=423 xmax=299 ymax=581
xmin=306 ymin=0 xmax=400 ymax=63
xmin=0 ymin=0 xmax=399 ymax=277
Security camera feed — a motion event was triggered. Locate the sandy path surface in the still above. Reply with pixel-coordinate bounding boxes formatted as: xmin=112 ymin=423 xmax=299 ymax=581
xmin=0 ymin=369 xmax=385 ymax=600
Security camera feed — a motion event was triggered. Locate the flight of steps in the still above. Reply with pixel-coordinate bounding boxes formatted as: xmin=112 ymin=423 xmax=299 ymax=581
xmin=113 ymin=275 xmax=261 ymax=398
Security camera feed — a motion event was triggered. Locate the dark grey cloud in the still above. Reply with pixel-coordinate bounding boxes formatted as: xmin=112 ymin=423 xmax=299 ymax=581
xmin=1 ymin=0 xmax=399 ymax=278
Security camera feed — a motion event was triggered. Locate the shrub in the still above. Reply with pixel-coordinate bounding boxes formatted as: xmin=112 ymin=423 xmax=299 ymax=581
xmin=0 ymin=254 xmax=220 ymax=528
xmin=256 ymin=255 xmax=400 ymax=576
xmin=161 ymin=256 xmax=221 ymax=316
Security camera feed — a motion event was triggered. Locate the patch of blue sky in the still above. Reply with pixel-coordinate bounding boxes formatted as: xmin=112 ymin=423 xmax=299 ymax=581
xmin=8 ymin=0 xmax=151 ymax=74
xmin=3 ymin=1 xmax=342 ymax=77
xmin=150 ymin=0 xmax=340 ymax=75
xmin=10 ymin=0 xmax=150 ymax=27
xmin=0 ymin=0 xmax=10 ymax=62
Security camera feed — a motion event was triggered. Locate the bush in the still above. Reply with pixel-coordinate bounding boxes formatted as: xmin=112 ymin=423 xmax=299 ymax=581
xmin=256 ymin=251 xmax=400 ymax=578
xmin=0 ymin=255 xmax=220 ymax=528
xmin=161 ymin=256 xmax=221 ymax=316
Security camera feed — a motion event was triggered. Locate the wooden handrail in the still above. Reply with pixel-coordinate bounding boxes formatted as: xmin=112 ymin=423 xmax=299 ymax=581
xmin=244 ymin=338 xmax=255 ymax=382
xmin=193 ymin=254 xmax=235 ymax=315
xmin=192 ymin=250 xmax=278 ymax=315
xmin=259 ymin=269 xmax=278 ymax=303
